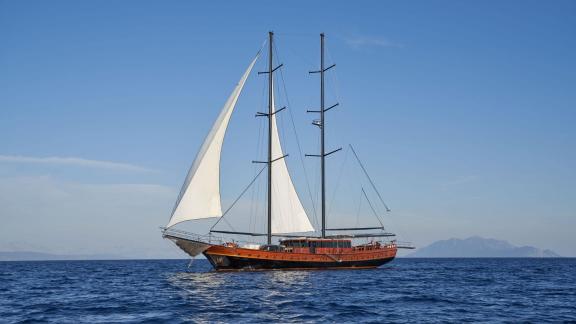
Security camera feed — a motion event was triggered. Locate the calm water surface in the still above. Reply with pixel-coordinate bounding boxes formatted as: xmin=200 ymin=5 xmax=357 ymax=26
xmin=1 ymin=258 xmax=575 ymax=323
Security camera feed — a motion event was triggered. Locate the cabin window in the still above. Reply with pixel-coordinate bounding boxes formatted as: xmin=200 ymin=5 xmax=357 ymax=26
xmin=283 ymin=240 xmax=350 ymax=248
xmin=286 ymin=240 xmax=304 ymax=248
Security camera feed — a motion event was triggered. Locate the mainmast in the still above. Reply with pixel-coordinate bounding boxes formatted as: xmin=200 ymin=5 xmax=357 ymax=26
xmin=307 ymin=33 xmax=340 ymax=238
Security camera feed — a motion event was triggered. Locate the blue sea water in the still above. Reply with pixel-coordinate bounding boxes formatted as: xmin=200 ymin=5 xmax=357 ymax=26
xmin=1 ymin=258 xmax=575 ymax=323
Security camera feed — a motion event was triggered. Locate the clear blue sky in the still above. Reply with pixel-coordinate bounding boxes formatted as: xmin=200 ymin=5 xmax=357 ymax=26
xmin=1 ymin=0 xmax=574 ymax=257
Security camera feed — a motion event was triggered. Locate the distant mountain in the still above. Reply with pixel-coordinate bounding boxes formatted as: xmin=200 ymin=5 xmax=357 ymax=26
xmin=407 ymin=237 xmax=560 ymax=258
xmin=0 ymin=251 xmax=127 ymax=261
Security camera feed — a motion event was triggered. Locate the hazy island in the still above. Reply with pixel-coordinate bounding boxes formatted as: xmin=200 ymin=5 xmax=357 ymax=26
xmin=407 ymin=236 xmax=560 ymax=258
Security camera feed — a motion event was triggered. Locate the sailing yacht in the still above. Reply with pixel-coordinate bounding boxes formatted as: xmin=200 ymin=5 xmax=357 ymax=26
xmin=162 ymin=32 xmax=413 ymax=271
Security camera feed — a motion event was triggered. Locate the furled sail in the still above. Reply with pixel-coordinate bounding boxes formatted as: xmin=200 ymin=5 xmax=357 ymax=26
xmin=166 ymin=54 xmax=259 ymax=228
xmin=270 ymin=84 xmax=315 ymax=234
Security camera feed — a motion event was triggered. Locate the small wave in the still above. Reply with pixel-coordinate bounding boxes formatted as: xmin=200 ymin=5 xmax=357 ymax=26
xmin=1 ymin=259 xmax=575 ymax=323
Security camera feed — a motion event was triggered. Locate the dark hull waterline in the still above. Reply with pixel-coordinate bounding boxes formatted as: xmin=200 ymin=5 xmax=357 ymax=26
xmin=204 ymin=252 xmax=395 ymax=271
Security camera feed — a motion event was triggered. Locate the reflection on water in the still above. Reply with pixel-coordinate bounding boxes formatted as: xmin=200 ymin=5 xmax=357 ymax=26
xmin=166 ymin=264 xmax=321 ymax=321
xmin=264 ymin=269 xmax=311 ymax=284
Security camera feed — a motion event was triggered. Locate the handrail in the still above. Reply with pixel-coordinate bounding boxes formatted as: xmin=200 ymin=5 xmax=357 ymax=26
xmin=161 ymin=227 xmax=264 ymax=247
xmin=161 ymin=227 xmax=409 ymax=249
xmin=396 ymin=241 xmax=416 ymax=249
xmin=161 ymin=227 xmax=223 ymax=244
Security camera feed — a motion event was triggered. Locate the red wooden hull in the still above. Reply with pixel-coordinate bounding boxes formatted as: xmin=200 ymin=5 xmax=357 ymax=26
xmin=203 ymin=244 xmax=397 ymax=271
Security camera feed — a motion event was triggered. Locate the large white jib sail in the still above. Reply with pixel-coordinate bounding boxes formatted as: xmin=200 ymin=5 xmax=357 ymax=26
xmin=166 ymin=55 xmax=259 ymax=228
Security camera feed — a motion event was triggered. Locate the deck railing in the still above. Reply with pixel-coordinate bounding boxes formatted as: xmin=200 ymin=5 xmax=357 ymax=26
xmin=396 ymin=241 xmax=416 ymax=249
xmin=161 ymin=227 xmax=265 ymax=247
xmin=161 ymin=227 xmax=224 ymax=245
xmin=161 ymin=227 xmax=416 ymax=250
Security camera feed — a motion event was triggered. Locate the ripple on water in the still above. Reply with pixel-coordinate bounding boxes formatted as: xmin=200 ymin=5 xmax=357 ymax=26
xmin=0 ymin=258 xmax=575 ymax=323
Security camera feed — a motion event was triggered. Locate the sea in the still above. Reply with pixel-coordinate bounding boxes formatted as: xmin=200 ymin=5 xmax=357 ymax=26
xmin=1 ymin=258 xmax=575 ymax=323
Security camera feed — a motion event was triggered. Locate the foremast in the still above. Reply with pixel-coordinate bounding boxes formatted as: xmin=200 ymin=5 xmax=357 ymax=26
xmin=257 ymin=31 xmax=285 ymax=245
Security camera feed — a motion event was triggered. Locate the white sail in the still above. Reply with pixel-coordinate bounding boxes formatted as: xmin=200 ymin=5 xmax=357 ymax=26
xmin=270 ymin=85 xmax=315 ymax=234
xmin=166 ymin=55 xmax=259 ymax=228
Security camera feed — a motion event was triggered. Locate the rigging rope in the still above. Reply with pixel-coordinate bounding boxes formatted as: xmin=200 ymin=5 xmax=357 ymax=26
xmin=362 ymin=187 xmax=386 ymax=229
xmin=327 ymin=145 xmax=350 ymax=216
xmin=273 ymin=40 xmax=320 ymax=231
xmin=355 ymin=188 xmax=363 ymax=228
xmin=249 ymin=116 xmax=265 ymax=233
xmin=349 ymin=144 xmax=391 ymax=212
xmin=249 ymin=71 xmax=269 ymax=233
xmin=221 ymin=217 xmax=237 ymax=232
xmin=210 ymin=167 xmax=266 ymax=232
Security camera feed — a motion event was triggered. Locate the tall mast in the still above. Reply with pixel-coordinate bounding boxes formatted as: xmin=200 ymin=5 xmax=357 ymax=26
xmin=320 ymin=33 xmax=326 ymax=238
xmin=267 ymin=31 xmax=273 ymax=245
xmin=255 ymin=31 xmax=284 ymax=244
xmin=307 ymin=33 xmax=340 ymax=238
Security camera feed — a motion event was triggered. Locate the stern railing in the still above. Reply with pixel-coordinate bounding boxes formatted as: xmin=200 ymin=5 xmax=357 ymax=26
xmin=396 ymin=241 xmax=416 ymax=249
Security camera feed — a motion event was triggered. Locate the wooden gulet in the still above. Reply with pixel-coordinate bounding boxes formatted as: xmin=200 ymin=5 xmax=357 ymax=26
xmin=162 ymin=32 xmax=414 ymax=271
